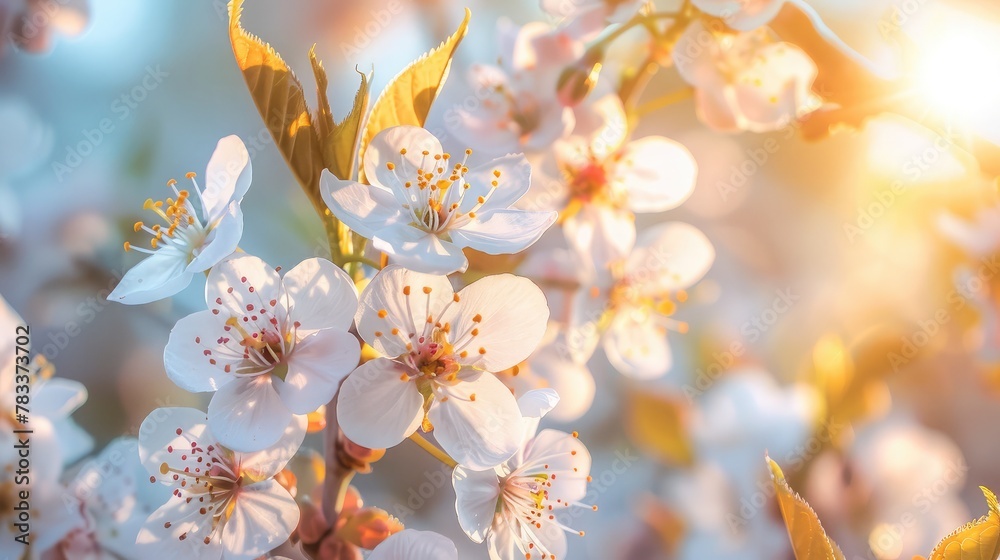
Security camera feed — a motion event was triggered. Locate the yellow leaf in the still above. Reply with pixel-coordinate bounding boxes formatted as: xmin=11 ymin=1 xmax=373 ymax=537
xmin=624 ymin=389 xmax=694 ymax=467
xmin=229 ymin=0 xmax=324 ymax=196
xmin=767 ymin=454 xmax=846 ymax=560
xmin=329 ymin=70 xmax=371 ymax=181
xmin=360 ymin=8 xmax=471 ymax=165
xmin=927 ymin=486 xmax=1000 ymax=560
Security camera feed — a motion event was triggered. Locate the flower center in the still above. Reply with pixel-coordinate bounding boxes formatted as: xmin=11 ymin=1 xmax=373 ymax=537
xmin=568 ymin=160 xmax=609 ymax=202
xmin=385 ymin=148 xmax=504 ymax=233
xmin=123 ymin=172 xmax=211 ymax=262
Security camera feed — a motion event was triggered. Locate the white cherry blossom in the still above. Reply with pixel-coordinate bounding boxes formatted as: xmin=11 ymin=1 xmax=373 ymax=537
xmin=337 ymin=266 xmax=549 ymax=470
xmin=322 ymin=126 xmax=556 ymax=275
xmin=109 ymin=136 xmax=252 ymax=305
xmin=164 ymin=255 xmax=360 ymax=452
xmin=692 ymin=0 xmax=787 ymax=32
xmin=673 ymin=20 xmax=818 ymax=133
xmin=453 ymin=390 xmax=594 ymax=560
xmin=136 ymin=407 xmax=305 ymax=560
xmin=540 ymin=0 xmax=645 ymax=41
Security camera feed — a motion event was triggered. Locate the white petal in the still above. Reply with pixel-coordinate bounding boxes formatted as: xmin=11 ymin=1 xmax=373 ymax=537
xmin=429 ymin=372 xmax=521 ymax=470
xmin=603 ymin=311 xmax=673 ymax=379
xmin=626 ymin=222 xmax=715 ymax=292
xmin=453 ymin=467 xmax=501 ymax=543
xmin=208 ymin=375 xmax=293 ymax=452
xmin=234 ymin=415 xmax=307 ymax=481
xmin=281 ymin=257 xmax=359 ymax=331
xmin=373 ymin=225 xmax=469 ymax=275
xmin=444 ymin=274 xmax=550 ymax=372
xmin=370 ymin=529 xmax=459 ymax=560
xmin=732 ymin=42 xmax=817 ymax=131
xmin=517 ymin=429 xmax=591 ymax=505
xmin=277 ymin=329 xmax=360 ymax=414
xmin=188 ymin=201 xmax=243 ymax=272
xmin=220 ymin=480 xmax=299 ymax=558
xmin=321 ymin=171 xmax=404 ymax=239
xmin=563 ymin=205 xmax=636 ymax=269
xmin=33 ymin=377 xmax=87 ymax=418
xmin=448 ymin=106 xmax=522 ymax=156
xmin=460 ymin=154 xmax=532 ymax=214
xmin=364 ymin=126 xmax=443 ymax=194
xmin=137 ymin=407 xmax=210 ymax=478
xmin=337 ymin=358 xmax=423 ymax=449
xmin=205 ymin=254 xmax=284 ymax=334
xmin=108 ymin=252 xmax=192 ymax=305
xmin=202 ymin=135 xmax=252 ymax=224
xmin=136 ymin=497 xmax=223 ymax=560
xmin=527 ymin=346 xmax=596 ymax=423
xmin=617 ymin=137 xmax=697 ymax=213
xmin=514 ymin=387 xmax=560 ymax=446
xmin=356 ymin=265 xmax=455 ymax=356
xmin=450 ymin=209 xmax=556 ymax=255
xmin=164 ymin=310 xmax=236 ymax=393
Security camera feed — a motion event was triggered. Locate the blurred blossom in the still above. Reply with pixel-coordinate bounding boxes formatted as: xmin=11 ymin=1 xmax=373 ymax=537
xmin=539 ymin=0 xmax=644 ymax=41
xmin=447 ymin=20 xmax=580 ymax=155
xmin=672 ymin=20 xmax=818 ymax=133
xmin=692 ymin=0 xmax=787 ymax=32
xmin=0 ymin=0 xmax=88 ymax=54
xmin=368 ymin=529 xmax=458 ymax=560
xmin=0 ymin=98 xmax=54 ymax=239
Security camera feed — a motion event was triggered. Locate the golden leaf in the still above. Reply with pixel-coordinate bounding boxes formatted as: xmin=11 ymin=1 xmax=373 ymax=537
xmin=360 ymin=8 xmax=471 ymax=164
xmin=229 ymin=0 xmax=324 ymax=196
xmin=329 ymin=70 xmax=371 ymax=181
xmin=624 ymin=389 xmax=694 ymax=467
xmin=925 ymin=486 xmax=1000 ymax=560
xmin=767 ymin=454 xmax=846 ymax=560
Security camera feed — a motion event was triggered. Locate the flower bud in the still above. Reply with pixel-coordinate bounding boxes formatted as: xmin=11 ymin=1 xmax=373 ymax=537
xmin=557 ymin=55 xmax=603 ymax=107
xmin=337 ymin=432 xmax=386 ymax=474
xmin=335 ymin=507 xmax=404 ymax=550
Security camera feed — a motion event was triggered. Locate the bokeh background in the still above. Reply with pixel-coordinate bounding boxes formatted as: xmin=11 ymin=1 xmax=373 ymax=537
xmin=3 ymin=0 xmax=1000 ymax=558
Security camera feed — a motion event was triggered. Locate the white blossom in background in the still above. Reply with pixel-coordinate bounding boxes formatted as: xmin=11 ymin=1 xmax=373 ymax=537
xmin=672 ymin=20 xmax=818 ymax=133
xmin=540 ymin=0 xmax=644 ymax=41
xmin=692 ymin=0 xmax=787 ymax=32
xmin=532 ymin=95 xmax=698 ymax=269
xmin=338 ymin=266 xmax=549 ymax=470
xmin=136 ymin=407 xmax=305 ymax=560
xmin=453 ymin=389 xmax=594 ymax=560
xmin=569 ymin=222 xmax=715 ymax=379
xmin=164 ymin=255 xmax=359 ymax=452
xmin=109 ymin=135 xmax=251 ymax=305
xmin=369 ymin=529 xmax=459 ymax=560
xmin=323 ymin=126 xmax=556 ymax=275
xmin=448 ymin=20 xmax=581 ymax=153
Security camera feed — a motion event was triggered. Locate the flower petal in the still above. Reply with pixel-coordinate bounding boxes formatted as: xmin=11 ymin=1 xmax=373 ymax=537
xmin=164 ymin=310 xmax=236 ymax=393
xmin=450 ymin=209 xmax=556 ymax=255
xmin=364 ymin=125 xmax=443 ymax=195
xmin=208 ymin=375 xmax=293 ymax=452
xmin=372 ymin=225 xmax=469 ymax=275
xmin=337 ymin=358 xmax=423 ymax=449
xmin=33 ymin=377 xmax=87 ymax=418
xmin=626 ymin=222 xmax=715 ymax=292
xmin=370 ymin=529 xmax=459 ymax=560
xmin=356 ymin=265 xmax=455 ymax=356
xmin=518 ymin=428 xmax=591 ymax=503
xmin=202 ymin=135 xmax=252 ymax=224
xmin=460 ymin=154 xmax=532 ymax=214
xmin=453 ymin=467 xmax=501 ymax=543
xmin=445 ymin=274 xmax=549 ymax=372
xmin=137 ymin=407 xmax=210 ymax=478
xmin=603 ymin=310 xmax=673 ymax=379
xmin=136 ymin=496 xmax=223 ymax=560
xmin=277 ymin=329 xmax=360 ymax=414
xmin=428 ymin=372 xmax=522 ymax=470
xmin=108 ymin=252 xmax=192 ymax=305
xmin=187 ymin=201 xmax=243 ymax=272
xmin=205 ymin=254 xmax=284 ymax=335
xmin=281 ymin=257 xmax=359 ymax=332
xmin=235 ymin=415 xmax=307 ymax=481
xmin=617 ymin=137 xmax=697 ymax=213
xmin=220 ymin=480 xmax=299 ymax=558
xmin=321 ymin=170 xmax=405 ymax=239
xmin=563 ymin=204 xmax=636 ymax=269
